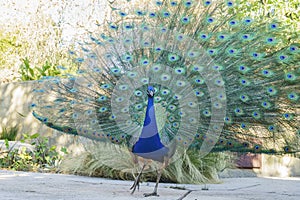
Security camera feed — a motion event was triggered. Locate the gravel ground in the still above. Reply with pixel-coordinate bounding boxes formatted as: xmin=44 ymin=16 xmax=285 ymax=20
xmin=0 ymin=170 xmax=299 ymax=200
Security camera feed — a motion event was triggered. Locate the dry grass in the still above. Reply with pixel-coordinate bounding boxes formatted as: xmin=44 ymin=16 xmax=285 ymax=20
xmin=59 ymin=139 xmax=234 ymax=184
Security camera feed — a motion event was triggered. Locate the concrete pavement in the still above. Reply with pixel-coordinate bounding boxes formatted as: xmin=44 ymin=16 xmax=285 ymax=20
xmin=0 ymin=170 xmax=299 ymax=200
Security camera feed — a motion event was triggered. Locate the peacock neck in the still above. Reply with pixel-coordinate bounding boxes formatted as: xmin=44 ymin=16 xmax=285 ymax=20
xmin=132 ymin=87 xmax=165 ymax=154
xmin=141 ymin=96 xmax=158 ymax=137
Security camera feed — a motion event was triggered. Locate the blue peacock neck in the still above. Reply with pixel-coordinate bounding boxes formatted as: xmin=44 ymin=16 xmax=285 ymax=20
xmin=142 ymin=95 xmax=158 ymax=135
xmin=132 ymin=86 xmax=165 ymax=154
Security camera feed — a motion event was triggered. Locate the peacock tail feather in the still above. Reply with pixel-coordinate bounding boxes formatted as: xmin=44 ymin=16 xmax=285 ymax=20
xmin=31 ymin=0 xmax=300 ymax=161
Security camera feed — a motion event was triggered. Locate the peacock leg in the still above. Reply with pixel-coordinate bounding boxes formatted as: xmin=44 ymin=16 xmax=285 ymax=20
xmin=143 ymin=168 xmax=162 ymax=197
xmin=143 ymin=159 xmax=167 ymax=197
xmin=130 ymin=163 xmax=146 ymax=194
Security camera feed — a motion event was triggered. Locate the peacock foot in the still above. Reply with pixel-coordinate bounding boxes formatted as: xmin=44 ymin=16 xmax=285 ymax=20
xmin=130 ymin=179 xmax=140 ymax=194
xmin=143 ymin=192 xmax=159 ymax=197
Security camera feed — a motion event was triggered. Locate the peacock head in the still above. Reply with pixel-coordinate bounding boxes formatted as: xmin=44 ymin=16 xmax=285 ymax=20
xmin=147 ymin=86 xmax=155 ymax=98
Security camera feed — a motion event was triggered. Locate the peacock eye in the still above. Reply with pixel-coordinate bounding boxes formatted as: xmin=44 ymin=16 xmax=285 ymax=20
xmin=207 ymin=17 xmax=214 ymax=23
xmin=184 ymin=1 xmax=192 ymax=7
xmin=229 ymin=20 xmax=236 ymax=25
xmin=170 ymin=1 xmax=177 ymax=6
xmin=245 ymin=19 xmax=252 ymax=23
xmin=204 ymin=1 xmax=211 ymax=5
xmin=149 ymin=12 xmax=156 ymax=17
xmin=279 ymin=55 xmax=286 ymax=60
xmin=163 ymin=12 xmax=170 ymax=17
xmin=181 ymin=16 xmax=189 ymax=23
xmin=270 ymin=24 xmax=277 ymax=29
xmin=156 ymin=1 xmax=162 ymax=6
xmin=227 ymin=1 xmax=233 ymax=6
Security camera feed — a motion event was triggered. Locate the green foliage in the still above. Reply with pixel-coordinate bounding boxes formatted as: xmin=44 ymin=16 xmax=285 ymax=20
xmin=19 ymin=58 xmax=63 ymax=81
xmin=0 ymin=12 xmax=77 ymax=82
xmin=0 ymin=133 xmax=68 ymax=172
xmin=0 ymin=31 xmax=21 ymax=69
xmin=0 ymin=126 xmax=19 ymax=141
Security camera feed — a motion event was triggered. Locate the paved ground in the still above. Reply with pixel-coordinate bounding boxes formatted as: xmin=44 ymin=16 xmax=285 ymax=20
xmin=0 ymin=170 xmax=300 ymax=200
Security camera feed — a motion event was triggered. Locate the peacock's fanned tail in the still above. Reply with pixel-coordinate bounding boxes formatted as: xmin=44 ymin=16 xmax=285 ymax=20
xmin=31 ymin=0 xmax=300 ymax=155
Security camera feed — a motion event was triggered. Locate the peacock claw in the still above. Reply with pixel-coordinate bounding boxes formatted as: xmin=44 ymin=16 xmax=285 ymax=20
xmin=143 ymin=192 xmax=159 ymax=197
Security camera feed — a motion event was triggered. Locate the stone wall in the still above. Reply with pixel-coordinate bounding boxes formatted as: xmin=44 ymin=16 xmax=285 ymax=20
xmin=0 ymin=81 xmax=81 ymax=153
xmin=257 ymin=154 xmax=300 ymax=177
xmin=0 ymin=81 xmax=299 ymax=177
xmin=0 ymin=81 xmax=42 ymax=135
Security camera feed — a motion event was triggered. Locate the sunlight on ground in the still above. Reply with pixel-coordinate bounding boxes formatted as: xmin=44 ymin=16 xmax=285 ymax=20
xmin=0 ymin=172 xmax=29 ymax=180
xmin=264 ymin=176 xmax=300 ymax=181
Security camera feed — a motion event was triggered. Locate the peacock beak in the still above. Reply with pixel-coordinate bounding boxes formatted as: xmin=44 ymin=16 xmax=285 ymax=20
xmin=147 ymin=89 xmax=154 ymax=97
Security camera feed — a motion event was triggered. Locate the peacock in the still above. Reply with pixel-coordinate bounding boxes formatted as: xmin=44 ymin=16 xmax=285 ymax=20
xmin=30 ymin=0 xmax=300 ymax=197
